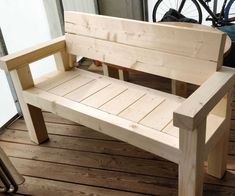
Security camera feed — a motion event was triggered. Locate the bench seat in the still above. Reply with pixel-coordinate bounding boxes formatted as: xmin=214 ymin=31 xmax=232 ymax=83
xmin=22 ymin=68 xmax=225 ymax=164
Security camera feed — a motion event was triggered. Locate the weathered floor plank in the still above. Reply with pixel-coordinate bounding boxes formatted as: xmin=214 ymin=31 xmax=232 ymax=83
xmin=0 ymin=141 xmax=177 ymax=178
xmin=18 ymin=176 xmax=144 ymax=196
xmin=2 ymin=128 xmax=156 ymax=159
xmin=10 ymin=157 xmax=177 ymax=195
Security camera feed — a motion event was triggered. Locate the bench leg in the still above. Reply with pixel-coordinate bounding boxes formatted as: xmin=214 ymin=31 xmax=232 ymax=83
xmin=179 ymin=121 xmax=206 ymax=196
xmin=207 ymin=91 xmax=233 ymax=178
xmin=102 ymin=63 xmax=129 ymax=81
xmin=207 ymin=132 xmax=229 ymax=178
xmin=10 ymin=65 xmax=48 ymax=144
xmin=171 ymin=80 xmax=187 ymax=97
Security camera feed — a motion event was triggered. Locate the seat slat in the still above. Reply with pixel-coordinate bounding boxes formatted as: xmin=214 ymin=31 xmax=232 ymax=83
xmin=65 ymin=77 xmax=111 ymax=102
xmin=36 ymin=70 xmax=80 ymax=91
xmin=162 ymin=121 xmax=179 ymax=138
xmin=81 ymin=83 xmax=128 ymax=108
xmin=49 ymin=75 xmax=95 ymax=97
xmin=22 ymin=87 xmax=181 ymax=163
xmin=100 ymin=88 xmax=146 ymax=115
xmin=162 ymin=114 xmax=226 ymax=140
xmin=119 ymin=94 xmax=165 ymax=123
xmin=140 ymin=99 xmax=181 ymax=131
xmin=32 ymin=69 xmax=186 ymax=158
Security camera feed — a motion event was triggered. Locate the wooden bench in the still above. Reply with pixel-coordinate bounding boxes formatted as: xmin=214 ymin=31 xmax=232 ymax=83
xmin=1 ymin=12 xmax=235 ymax=196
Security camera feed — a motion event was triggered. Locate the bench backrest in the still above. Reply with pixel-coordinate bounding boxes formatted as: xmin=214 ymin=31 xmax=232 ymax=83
xmin=65 ymin=11 xmax=226 ymax=85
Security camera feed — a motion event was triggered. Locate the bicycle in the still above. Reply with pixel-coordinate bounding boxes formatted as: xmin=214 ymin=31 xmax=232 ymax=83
xmin=152 ymin=0 xmax=235 ymax=26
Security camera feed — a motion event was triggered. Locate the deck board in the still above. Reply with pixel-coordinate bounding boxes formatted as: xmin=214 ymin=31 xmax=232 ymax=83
xmin=1 ymin=70 xmax=235 ymax=195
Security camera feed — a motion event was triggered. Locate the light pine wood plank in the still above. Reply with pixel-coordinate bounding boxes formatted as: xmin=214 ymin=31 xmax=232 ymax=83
xmin=81 ymin=83 xmax=128 ymax=108
xmin=22 ymin=88 xmax=180 ymax=163
xmin=162 ymin=121 xmax=179 ymax=138
xmin=102 ymin=63 xmax=129 ymax=81
xmin=140 ymin=99 xmax=182 ymax=131
xmin=10 ymin=65 xmax=48 ymax=144
xmin=66 ymin=33 xmax=218 ymax=85
xmin=65 ymin=12 xmax=225 ymax=62
xmin=207 ymin=90 xmax=233 ymax=178
xmin=34 ymin=70 xmax=61 ymax=85
xmin=54 ymin=49 xmax=74 ymax=71
xmin=174 ymin=67 xmax=235 ymax=130
xmin=48 ymin=74 xmax=95 ymax=96
xmin=0 ymin=36 xmax=65 ymax=71
xmin=171 ymin=80 xmax=188 ymax=98
xmin=42 ymin=68 xmax=184 ymax=102
xmin=162 ymin=113 xmax=226 ymax=140
xmin=65 ymin=77 xmax=112 ymax=102
xmin=99 ymin=88 xmax=146 ymax=115
xmin=8 ymin=119 xmax=117 ymax=141
xmin=119 ymin=94 xmax=165 ymax=122
xmin=35 ymin=69 xmax=80 ymax=91
xmin=179 ymin=120 xmax=206 ymax=196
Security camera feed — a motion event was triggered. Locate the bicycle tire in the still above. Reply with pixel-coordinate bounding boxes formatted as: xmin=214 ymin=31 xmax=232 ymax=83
xmin=224 ymin=0 xmax=235 ymax=23
xmin=152 ymin=0 xmax=202 ymax=24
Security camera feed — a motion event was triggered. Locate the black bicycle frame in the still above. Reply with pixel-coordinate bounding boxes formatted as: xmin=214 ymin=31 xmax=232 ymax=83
xmin=179 ymin=0 xmax=229 ymax=26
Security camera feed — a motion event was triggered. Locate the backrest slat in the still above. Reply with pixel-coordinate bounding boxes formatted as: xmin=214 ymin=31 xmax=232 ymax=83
xmin=65 ymin=11 xmax=226 ymax=85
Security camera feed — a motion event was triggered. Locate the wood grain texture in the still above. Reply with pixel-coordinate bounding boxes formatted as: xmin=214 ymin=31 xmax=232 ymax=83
xmin=0 ymin=36 xmax=65 ymax=71
xmin=0 ymin=11 xmax=233 ymax=196
xmin=65 ymin=12 xmax=225 ymax=62
xmin=119 ymin=93 xmax=165 ymax=122
xmin=207 ymin=90 xmax=234 ymax=178
xmin=18 ymin=176 xmax=142 ymax=196
xmin=64 ymin=12 xmax=226 ymax=85
xmin=179 ymin=120 xmax=206 ymax=196
xmin=10 ymin=65 xmax=48 ymax=144
xmin=66 ymin=33 xmax=218 ymax=85
xmin=22 ymin=87 xmax=180 ymax=163
xmin=174 ymin=67 xmax=235 ymax=130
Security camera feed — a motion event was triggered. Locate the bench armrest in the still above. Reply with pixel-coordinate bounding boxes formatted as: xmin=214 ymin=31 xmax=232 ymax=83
xmin=173 ymin=66 xmax=235 ymax=130
xmin=0 ymin=36 xmax=65 ymax=71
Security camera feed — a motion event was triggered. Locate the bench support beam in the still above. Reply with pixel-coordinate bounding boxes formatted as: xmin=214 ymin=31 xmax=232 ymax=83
xmin=54 ymin=50 xmax=76 ymax=71
xmin=179 ymin=120 xmax=206 ymax=196
xmin=207 ymin=89 xmax=233 ymax=178
xmin=10 ymin=65 xmax=48 ymax=144
xmin=102 ymin=63 xmax=129 ymax=81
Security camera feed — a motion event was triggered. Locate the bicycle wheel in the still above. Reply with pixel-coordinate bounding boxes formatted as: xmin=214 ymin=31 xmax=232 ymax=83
xmin=152 ymin=0 xmax=202 ymax=23
xmin=224 ymin=0 xmax=235 ymax=23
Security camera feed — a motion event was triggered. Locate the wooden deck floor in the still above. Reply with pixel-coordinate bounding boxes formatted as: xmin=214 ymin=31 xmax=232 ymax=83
xmin=1 ymin=70 xmax=235 ymax=196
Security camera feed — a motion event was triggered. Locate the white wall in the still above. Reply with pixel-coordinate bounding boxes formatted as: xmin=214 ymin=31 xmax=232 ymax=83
xmin=63 ymin=0 xmax=97 ymax=13
xmin=0 ymin=0 xmax=57 ymax=79
xmin=0 ymin=71 xmax=17 ymax=126
xmin=0 ymin=0 xmax=57 ymax=126
xmin=0 ymin=0 xmax=98 ymax=126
